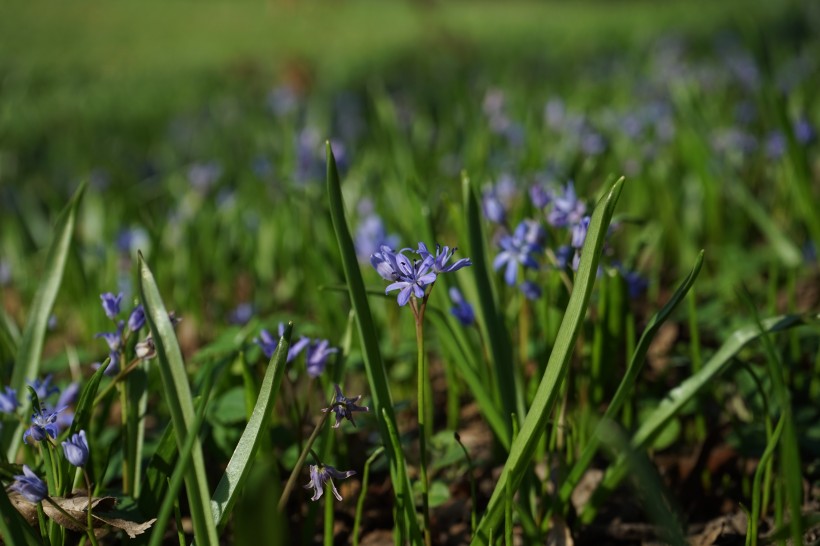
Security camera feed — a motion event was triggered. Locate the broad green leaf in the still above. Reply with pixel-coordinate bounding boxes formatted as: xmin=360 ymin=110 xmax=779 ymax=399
xmin=5 ymin=182 xmax=85 ymax=462
xmin=209 ymin=324 xmax=292 ymax=531
xmin=326 ymin=143 xmax=422 ymax=543
xmin=138 ymin=253 xmax=219 ymax=545
xmin=471 ymin=176 xmax=625 ymax=545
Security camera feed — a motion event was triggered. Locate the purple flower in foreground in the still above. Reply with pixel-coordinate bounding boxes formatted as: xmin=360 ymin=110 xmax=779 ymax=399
xmin=28 ymin=375 xmax=59 ymax=402
xmin=10 ymin=465 xmax=47 ymax=503
xmin=100 ymin=292 xmax=123 ymax=320
xmin=306 ymin=340 xmax=338 ymax=378
xmin=323 ymin=384 xmax=369 ymax=428
xmin=24 ymin=407 xmax=65 ymax=444
xmin=384 ymin=251 xmax=437 ymax=306
xmin=254 ymin=324 xmax=309 ymax=362
xmin=128 ymin=305 xmax=145 ymax=332
xmin=448 ymin=287 xmax=475 ymax=326
xmin=416 ymin=243 xmax=472 ymax=274
xmin=547 ymin=182 xmax=587 ymax=228
xmin=493 ymin=221 xmax=542 ymax=286
xmin=62 ymin=430 xmax=89 ymax=467
xmin=304 ymin=464 xmax=356 ymax=501
xmin=96 ymin=322 xmax=124 ymax=352
xmin=370 ymin=246 xmax=404 ymax=282
xmin=0 ymin=386 xmax=18 ymax=413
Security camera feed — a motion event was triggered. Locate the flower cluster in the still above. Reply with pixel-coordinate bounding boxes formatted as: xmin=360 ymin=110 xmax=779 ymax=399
xmin=94 ymin=291 xmax=148 ymax=375
xmin=371 ymin=243 xmax=472 ymax=306
xmin=254 ymin=323 xmax=338 ymax=378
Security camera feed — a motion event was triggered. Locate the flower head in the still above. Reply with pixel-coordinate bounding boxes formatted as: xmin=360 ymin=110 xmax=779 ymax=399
xmin=0 ymin=386 xmax=18 ymax=413
xmin=304 ymin=464 xmax=356 ymax=502
xmin=493 ymin=221 xmax=542 ymax=286
xmin=62 ymin=430 xmax=90 ymax=467
xmin=28 ymin=375 xmax=60 ymax=402
xmin=571 ymin=216 xmax=591 ymax=249
xmin=383 ymin=251 xmax=437 ymax=306
xmin=520 ymin=281 xmax=542 ymax=301
xmin=24 ymin=407 xmax=65 ymax=444
xmin=100 ymin=292 xmax=123 ymax=320
xmin=127 ymin=305 xmax=146 ymax=332
xmin=416 ymin=243 xmax=472 ymax=274
xmin=306 ymin=340 xmax=338 ymax=378
xmin=10 ymin=465 xmax=47 ymax=503
xmin=254 ymin=324 xmax=309 ymax=362
xmin=448 ymin=287 xmax=475 ymax=326
xmin=547 ymin=182 xmax=587 ymax=228
xmin=322 ymin=384 xmax=369 ymax=428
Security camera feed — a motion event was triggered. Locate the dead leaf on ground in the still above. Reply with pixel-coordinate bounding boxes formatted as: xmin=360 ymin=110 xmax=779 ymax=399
xmin=546 ymin=516 xmax=574 ymax=546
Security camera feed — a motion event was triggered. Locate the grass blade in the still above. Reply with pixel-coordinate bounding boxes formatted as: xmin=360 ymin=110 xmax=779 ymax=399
xmin=554 ymin=250 xmax=704 ymax=512
xmin=581 ymin=312 xmax=817 ymax=523
xmin=138 ymin=253 xmax=219 ymax=545
xmin=470 ymin=176 xmax=626 ymax=545
xmin=209 ymin=323 xmax=292 ymax=531
xmin=326 ymin=142 xmax=422 ymax=543
xmin=5 ymin=182 xmax=86 ymax=462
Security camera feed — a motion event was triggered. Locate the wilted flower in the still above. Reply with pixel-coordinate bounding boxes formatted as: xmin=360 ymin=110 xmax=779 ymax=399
xmin=62 ymin=430 xmax=90 ymax=467
xmin=448 ymin=287 xmax=475 ymax=326
xmin=100 ymin=292 xmax=123 ymax=320
xmin=24 ymin=407 xmax=65 ymax=444
xmin=128 ymin=305 xmax=146 ymax=332
xmin=10 ymin=465 xmax=48 ymax=503
xmin=0 ymin=386 xmax=18 ymax=413
xmin=323 ymin=384 xmax=369 ymax=428
xmin=493 ymin=221 xmax=542 ymax=286
xmin=306 ymin=340 xmax=338 ymax=378
xmin=304 ymin=464 xmax=356 ymax=502
xmin=135 ymin=335 xmax=156 ymax=360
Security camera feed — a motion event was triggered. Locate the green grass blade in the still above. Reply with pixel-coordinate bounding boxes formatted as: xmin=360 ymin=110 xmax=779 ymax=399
xmin=470 ymin=176 xmax=626 ymax=545
xmin=555 ymin=250 xmax=704 ymax=511
xmin=138 ymin=253 xmax=219 ymax=545
xmin=352 ymin=447 xmax=384 ymax=546
xmin=209 ymin=323 xmax=292 ymax=531
xmin=150 ymin=391 xmax=213 ymax=546
xmin=138 ymin=421 xmax=180 ymax=518
xmin=0 ymin=484 xmax=42 ymax=546
xmin=581 ymin=312 xmax=816 ymax=523
xmin=5 ymin=181 xmax=86 ymax=462
xmin=462 ymin=172 xmax=517 ymax=434
xmin=326 ymin=142 xmax=422 ymax=543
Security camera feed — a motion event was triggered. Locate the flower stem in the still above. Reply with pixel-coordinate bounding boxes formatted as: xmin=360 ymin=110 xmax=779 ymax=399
xmin=278 ymin=409 xmax=332 ymax=511
xmin=83 ymin=470 xmax=100 ymax=546
xmin=411 ymin=297 xmax=432 ymax=546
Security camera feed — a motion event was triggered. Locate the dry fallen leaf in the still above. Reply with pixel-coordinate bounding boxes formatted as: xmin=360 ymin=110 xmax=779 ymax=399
xmin=546 ymin=515 xmax=574 ymax=546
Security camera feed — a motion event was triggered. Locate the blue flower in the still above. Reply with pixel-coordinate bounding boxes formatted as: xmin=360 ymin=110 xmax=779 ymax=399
xmin=228 ymin=303 xmax=254 ymax=326
xmin=416 ymin=243 xmax=472 ymax=274
xmin=10 ymin=465 xmax=48 ymax=503
xmin=254 ymin=324 xmax=309 ymax=362
xmin=448 ymin=287 xmax=475 ymax=326
xmin=529 ymin=183 xmax=552 ymax=208
xmin=355 ymin=211 xmax=399 ymax=262
xmin=547 ymin=182 xmax=587 ymax=228
xmin=304 ymin=464 xmax=356 ymax=501
xmin=127 ymin=305 xmax=146 ymax=332
xmin=493 ymin=221 xmax=542 ymax=286
xmin=621 ymin=269 xmax=649 ymax=299
xmin=0 ymin=386 xmax=18 ymax=413
xmin=384 ymin=251 xmax=437 ymax=306
xmin=520 ymin=281 xmax=542 ymax=300
xmin=24 ymin=407 xmax=65 ymax=444
xmin=28 ymin=375 xmax=59 ymax=402
xmin=482 ymin=186 xmax=507 ymax=224
xmin=571 ymin=216 xmax=591 ymax=249
xmin=62 ymin=430 xmax=89 ymax=467
xmin=306 ymin=340 xmax=338 ymax=378
xmin=554 ymin=245 xmax=574 ymax=269
xmin=322 ymin=384 xmax=369 ymax=429
xmin=96 ymin=321 xmax=124 ymax=375
xmin=370 ymin=245 xmax=404 ymax=282
xmin=100 ymin=292 xmax=123 ymax=320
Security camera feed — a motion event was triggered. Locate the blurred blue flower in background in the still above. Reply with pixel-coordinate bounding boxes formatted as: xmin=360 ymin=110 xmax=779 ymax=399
xmin=100 ymin=292 xmax=123 ymax=320
xmin=0 ymin=386 xmax=18 ymax=413
xmin=547 ymin=182 xmax=587 ymax=228
xmin=306 ymin=339 xmax=338 ymax=377
xmin=448 ymin=287 xmax=475 ymax=326
xmin=493 ymin=221 xmax=542 ymax=286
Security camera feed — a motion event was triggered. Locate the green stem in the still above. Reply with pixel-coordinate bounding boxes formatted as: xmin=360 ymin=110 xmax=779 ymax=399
xmin=278 ymin=410 xmax=332 ymax=511
xmin=83 ymin=470 xmax=100 ymax=546
xmin=353 ymin=447 xmax=385 ymax=546
xmin=323 ymin=480 xmax=334 ymax=546
xmin=118 ymin=382 xmax=130 ymax=495
xmin=411 ymin=297 xmax=432 ymax=546
xmin=454 ymin=433 xmax=478 ymax=535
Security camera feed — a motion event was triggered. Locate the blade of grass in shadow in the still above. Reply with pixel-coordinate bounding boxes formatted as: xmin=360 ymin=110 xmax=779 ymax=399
xmin=553 ymin=250 xmax=704 ymax=514
xmin=149 ymin=389 xmax=214 ymax=546
xmin=138 ymin=420 xmax=178 ymax=518
xmin=580 ymin=312 xmax=817 ymax=524
xmin=325 ymin=142 xmax=422 ymax=543
xmin=138 ymin=253 xmax=219 ymax=545
xmin=470 ymin=176 xmax=626 ymax=546
xmin=0 ymin=485 xmax=42 ymax=546
xmin=208 ymin=323 xmax=292 ymax=532
xmin=5 ymin=181 xmax=86 ymax=462
xmin=462 ymin=172 xmax=518 ymax=436
xmin=596 ymin=419 xmax=687 ymax=546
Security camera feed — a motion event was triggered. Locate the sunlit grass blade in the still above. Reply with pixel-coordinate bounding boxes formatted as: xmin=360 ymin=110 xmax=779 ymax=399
xmin=138 ymin=253 xmax=219 ymax=545
xmin=5 ymin=181 xmax=86 ymax=462
xmin=150 ymin=389 xmax=213 ymax=546
xmin=554 ymin=250 xmax=704 ymax=513
xmin=462 ymin=172 xmax=517 ymax=435
xmin=580 ymin=312 xmax=817 ymax=523
xmin=326 ymin=142 xmax=422 ymax=543
xmin=209 ymin=323 xmax=292 ymax=531
xmin=596 ymin=419 xmax=687 ymax=546
xmin=470 ymin=176 xmax=625 ymax=545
